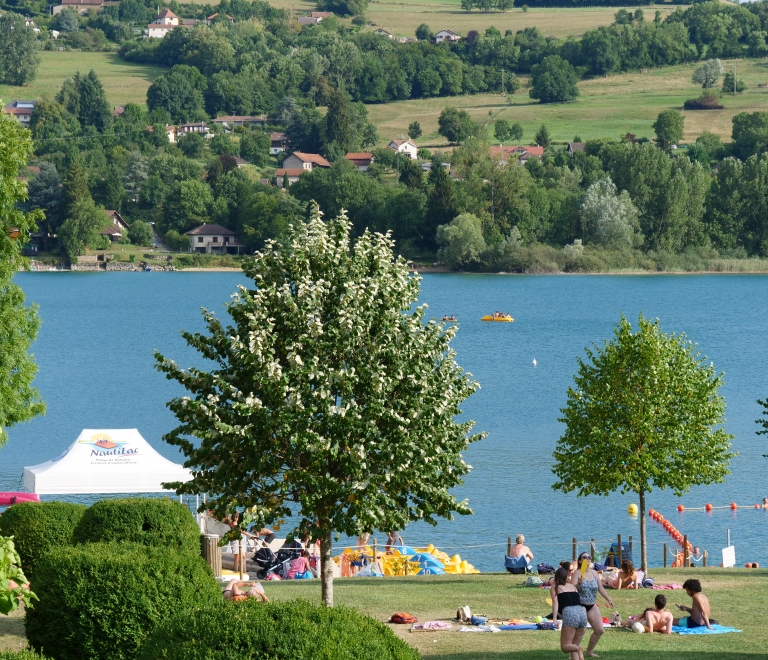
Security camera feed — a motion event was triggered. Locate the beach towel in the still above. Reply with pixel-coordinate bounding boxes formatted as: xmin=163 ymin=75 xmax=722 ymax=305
xmin=672 ymin=625 xmax=741 ymax=635
xmin=412 ymin=621 xmax=452 ymax=631
xmin=498 ymin=624 xmax=540 ymax=630
xmin=651 ymin=584 xmax=683 ymax=590
xmin=458 ymin=625 xmax=501 ymax=633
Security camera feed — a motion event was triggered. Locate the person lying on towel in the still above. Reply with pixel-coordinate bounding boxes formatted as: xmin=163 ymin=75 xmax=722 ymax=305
xmin=222 ymin=579 xmax=268 ymax=602
xmin=621 ymin=594 xmax=674 ymax=633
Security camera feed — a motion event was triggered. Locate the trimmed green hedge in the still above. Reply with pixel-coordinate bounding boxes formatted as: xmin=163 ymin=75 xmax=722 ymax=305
xmin=26 ymin=542 xmax=220 ymax=660
xmin=138 ymin=599 xmax=421 ymax=660
xmin=0 ymin=502 xmax=86 ymax=579
xmin=0 ymin=653 xmax=50 ymax=660
xmin=72 ymin=498 xmax=200 ymax=555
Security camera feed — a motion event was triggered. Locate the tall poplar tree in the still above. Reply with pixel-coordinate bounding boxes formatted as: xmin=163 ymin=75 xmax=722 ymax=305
xmin=155 ymin=204 xmax=484 ymax=606
xmin=552 ymin=315 xmax=734 ymax=571
xmin=0 ymin=108 xmax=46 ymax=446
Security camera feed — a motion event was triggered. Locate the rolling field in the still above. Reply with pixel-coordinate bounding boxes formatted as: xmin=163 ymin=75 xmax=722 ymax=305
xmin=0 ymin=51 xmax=166 ymax=106
xmin=368 ymin=58 xmax=768 ymax=147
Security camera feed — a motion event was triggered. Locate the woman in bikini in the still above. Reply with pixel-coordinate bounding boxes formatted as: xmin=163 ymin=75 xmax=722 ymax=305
xmin=551 ymin=566 xmax=586 ymax=660
xmin=603 ymin=559 xmax=637 ymax=590
xmin=222 ymin=579 xmax=269 ymax=602
xmin=572 ymin=552 xmax=614 ymax=658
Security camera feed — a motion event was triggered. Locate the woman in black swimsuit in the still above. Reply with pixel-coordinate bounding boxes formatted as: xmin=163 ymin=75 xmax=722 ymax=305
xmin=550 ymin=566 xmax=586 ymax=660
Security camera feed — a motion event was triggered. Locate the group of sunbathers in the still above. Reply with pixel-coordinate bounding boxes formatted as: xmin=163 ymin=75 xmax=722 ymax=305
xmin=544 ymin=548 xmax=714 ymax=660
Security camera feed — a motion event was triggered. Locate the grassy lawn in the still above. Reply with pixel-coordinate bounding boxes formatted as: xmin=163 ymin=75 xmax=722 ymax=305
xmin=0 ymin=51 xmax=166 ymax=106
xmin=264 ymin=570 xmax=764 ymax=659
xmin=368 ymin=58 xmax=768 ymax=147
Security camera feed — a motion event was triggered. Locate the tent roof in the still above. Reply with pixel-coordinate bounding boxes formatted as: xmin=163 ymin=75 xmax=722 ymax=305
xmin=23 ymin=429 xmax=192 ymax=495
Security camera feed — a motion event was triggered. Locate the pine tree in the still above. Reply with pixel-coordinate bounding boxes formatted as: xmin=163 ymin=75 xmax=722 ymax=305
xmin=535 ymin=124 xmax=551 ymax=148
xmin=62 ymin=160 xmax=92 ymax=216
xmin=324 ymin=86 xmax=353 ymax=153
xmin=425 ymin=162 xmax=457 ymax=250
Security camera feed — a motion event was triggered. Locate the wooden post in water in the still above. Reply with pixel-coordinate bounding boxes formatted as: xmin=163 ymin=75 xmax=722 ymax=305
xmin=200 ymin=534 xmax=222 ymax=578
xmin=508 ymin=537 xmax=512 ymax=557
xmin=590 ymin=538 xmax=596 ymax=560
xmin=373 ymin=539 xmax=378 ymax=563
xmin=617 ymin=535 xmax=623 ymax=565
xmin=703 ymin=551 xmax=708 ymax=567
xmin=572 ymin=538 xmax=577 ymax=562
xmin=663 ymin=543 xmax=668 ymax=568
xmin=629 ymin=536 xmax=633 ymax=558
xmin=683 ymin=536 xmax=689 ymax=567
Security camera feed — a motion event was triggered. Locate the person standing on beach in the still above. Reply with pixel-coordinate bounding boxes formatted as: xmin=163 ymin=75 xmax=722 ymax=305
xmin=551 ymin=566 xmax=586 ymax=660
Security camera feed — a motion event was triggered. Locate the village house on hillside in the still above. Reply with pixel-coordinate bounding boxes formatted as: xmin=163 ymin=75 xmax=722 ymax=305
xmin=205 ymin=12 xmax=234 ymax=25
xmin=276 ymin=152 xmax=331 ymax=187
xmin=345 ymin=152 xmax=374 ymax=171
xmin=52 ymin=0 xmax=117 ymax=15
xmin=489 ymin=145 xmax=544 ymax=165
xmin=4 ymin=100 xmax=36 ymax=128
xmin=374 ymin=28 xmax=393 ymax=38
xmin=567 ymin=142 xmax=585 ymax=155
xmin=211 ymin=115 xmax=265 ymax=129
xmin=177 ymin=122 xmax=209 ymax=135
xmin=147 ymin=9 xmax=197 ymax=38
xmin=434 ymin=29 xmax=461 ymax=43
xmin=270 ymin=132 xmax=286 ymax=155
xmin=387 ymin=138 xmax=418 ymax=160
xmin=185 ymin=224 xmax=242 ymax=254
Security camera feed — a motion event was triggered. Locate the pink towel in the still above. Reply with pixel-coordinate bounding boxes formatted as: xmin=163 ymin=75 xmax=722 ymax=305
xmin=651 ymin=584 xmax=682 ymax=590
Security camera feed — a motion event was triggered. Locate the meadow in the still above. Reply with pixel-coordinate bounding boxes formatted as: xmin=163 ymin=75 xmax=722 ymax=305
xmin=367 ymin=58 xmax=768 ymax=147
xmin=0 ymin=51 xmax=166 ymax=107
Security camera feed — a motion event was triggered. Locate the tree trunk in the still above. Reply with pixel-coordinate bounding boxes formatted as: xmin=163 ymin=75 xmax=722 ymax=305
xmin=320 ymin=531 xmax=334 ymax=607
xmin=639 ymin=488 xmax=647 ymax=573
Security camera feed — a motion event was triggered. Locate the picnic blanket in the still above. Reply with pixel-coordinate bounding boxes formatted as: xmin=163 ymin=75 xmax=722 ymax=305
xmin=650 ymin=584 xmax=683 ymax=590
xmin=498 ymin=624 xmax=540 ymax=631
xmin=672 ymin=624 xmax=741 ymax=635
xmin=458 ymin=625 xmax=501 ymax=633
xmin=412 ymin=621 xmax=452 ymax=631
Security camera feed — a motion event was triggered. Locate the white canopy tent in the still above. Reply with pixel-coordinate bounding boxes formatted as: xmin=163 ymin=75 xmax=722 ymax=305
xmin=23 ymin=429 xmax=192 ymax=495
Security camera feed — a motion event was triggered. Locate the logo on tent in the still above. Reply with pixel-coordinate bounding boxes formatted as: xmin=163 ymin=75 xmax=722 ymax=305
xmin=80 ymin=433 xmax=139 ymax=458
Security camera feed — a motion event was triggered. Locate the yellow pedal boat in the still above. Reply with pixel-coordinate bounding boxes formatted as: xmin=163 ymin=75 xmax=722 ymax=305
xmin=481 ymin=313 xmax=513 ymax=322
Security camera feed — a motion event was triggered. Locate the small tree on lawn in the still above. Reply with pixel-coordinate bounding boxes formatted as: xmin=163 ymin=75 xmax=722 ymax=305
xmin=155 ymin=204 xmax=485 ymax=606
xmin=552 ymin=314 xmax=734 ymax=572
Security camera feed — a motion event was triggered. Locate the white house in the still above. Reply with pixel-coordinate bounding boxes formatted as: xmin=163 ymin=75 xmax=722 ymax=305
xmin=186 ymin=224 xmax=242 ymax=254
xmin=387 ymin=138 xmax=418 ymax=160
xmin=3 ymin=100 xmax=36 ymax=128
xmin=275 ymin=169 xmax=305 ymax=187
xmin=374 ymin=28 xmax=393 ymax=38
xmin=282 ymin=152 xmax=331 ymax=171
xmin=211 ymin=115 xmax=265 ymax=130
xmin=147 ymin=10 xmax=197 ymax=38
xmin=270 ymin=132 xmax=286 ymax=155
xmin=434 ymin=29 xmax=461 ymax=43
xmin=52 ymin=0 xmax=117 ymax=15
xmin=177 ymin=122 xmax=209 ymax=135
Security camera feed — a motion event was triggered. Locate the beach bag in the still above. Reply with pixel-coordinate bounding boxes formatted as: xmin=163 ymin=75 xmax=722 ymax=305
xmin=390 ymin=612 xmax=418 ymax=624
xmin=457 ymin=606 xmax=472 ymax=622
xmin=642 ymin=577 xmax=655 ymax=588
xmin=471 ymin=616 xmax=488 ymax=626
xmin=537 ymin=621 xmax=557 ymax=631
xmin=525 ymin=576 xmax=544 ymax=587
xmin=537 ymin=563 xmax=555 ymax=575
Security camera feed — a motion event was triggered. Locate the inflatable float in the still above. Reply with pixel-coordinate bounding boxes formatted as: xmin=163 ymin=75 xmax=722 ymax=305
xmin=481 ymin=314 xmax=513 ymax=322
xmin=335 ymin=543 xmax=479 ymax=577
xmin=0 ymin=493 xmax=40 ymax=506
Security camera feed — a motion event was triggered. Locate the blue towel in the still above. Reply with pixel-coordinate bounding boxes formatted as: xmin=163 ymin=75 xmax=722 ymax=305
xmin=498 ymin=624 xmax=540 ymax=631
xmin=672 ymin=624 xmax=741 ymax=635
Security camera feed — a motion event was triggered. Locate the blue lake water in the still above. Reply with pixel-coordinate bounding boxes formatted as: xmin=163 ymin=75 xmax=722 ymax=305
xmin=6 ymin=271 xmax=768 ymax=571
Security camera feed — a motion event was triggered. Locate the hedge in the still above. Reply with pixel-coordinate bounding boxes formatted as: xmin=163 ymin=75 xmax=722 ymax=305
xmin=72 ymin=497 xmax=200 ymax=555
xmin=138 ymin=599 xmax=421 ymax=660
xmin=0 ymin=653 xmax=50 ymax=660
xmin=26 ymin=542 xmax=220 ymax=660
xmin=0 ymin=502 xmax=86 ymax=579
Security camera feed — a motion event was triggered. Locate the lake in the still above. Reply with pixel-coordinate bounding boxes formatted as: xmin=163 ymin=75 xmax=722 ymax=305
xmin=6 ymin=271 xmax=768 ymax=571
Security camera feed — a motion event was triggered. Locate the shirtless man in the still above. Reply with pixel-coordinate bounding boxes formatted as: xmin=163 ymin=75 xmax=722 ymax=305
xmin=623 ymin=594 xmax=673 ymax=634
xmin=510 ymin=534 xmax=534 ymax=562
xmin=673 ymin=579 xmax=712 ymax=629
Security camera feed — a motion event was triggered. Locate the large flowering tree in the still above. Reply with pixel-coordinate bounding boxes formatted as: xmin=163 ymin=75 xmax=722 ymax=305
xmin=156 ymin=205 xmax=484 ymax=606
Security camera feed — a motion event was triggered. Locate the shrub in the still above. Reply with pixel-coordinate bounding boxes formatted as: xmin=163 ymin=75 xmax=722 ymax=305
xmin=138 ymin=599 xmax=420 ymax=660
xmin=72 ymin=498 xmax=200 ymax=555
xmin=683 ymin=93 xmax=724 ymax=110
xmin=0 ymin=652 xmax=50 ymax=660
xmin=26 ymin=543 xmax=220 ymax=660
xmin=0 ymin=502 xmax=86 ymax=579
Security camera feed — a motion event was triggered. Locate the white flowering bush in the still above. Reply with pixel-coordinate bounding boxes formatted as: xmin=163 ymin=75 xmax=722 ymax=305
xmin=155 ymin=204 xmax=485 ymax=605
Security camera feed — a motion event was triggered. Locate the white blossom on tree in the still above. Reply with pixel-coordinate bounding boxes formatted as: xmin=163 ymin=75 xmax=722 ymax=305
xmin=579 ymin=177 xmax=640 ymax=250
xmin=155 ymin=203 xmax=485 ymax=606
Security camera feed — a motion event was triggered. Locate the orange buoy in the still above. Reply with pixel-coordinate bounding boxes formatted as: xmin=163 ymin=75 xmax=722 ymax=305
xmin=705 ymin=503 xmax=712 ymax=512
xmin=649 ymin=509 xmax=655 ymax=516
xmin=677 ymin=505 xmax=684 ymax=512
xmin=756 ymin=504 xmax=760 ymax=509
xmin=730 ymin=502 xmax=738 ymax=510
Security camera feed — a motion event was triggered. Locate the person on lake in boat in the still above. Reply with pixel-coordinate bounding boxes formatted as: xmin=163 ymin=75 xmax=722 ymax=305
xmin=571 ymin=552 xmax=614 ymax=657
xmin=551 ymin=566 xmax=587 ymax=660
xmin=621 ymin=594 xmax=673 ymax=634
xmin=603 ymin=559 xmax=637 ymax=589
xmin=222 ymin=579 xmax=269 ymax=602
xmin=673 ymin=579 xmax=712 ymax=629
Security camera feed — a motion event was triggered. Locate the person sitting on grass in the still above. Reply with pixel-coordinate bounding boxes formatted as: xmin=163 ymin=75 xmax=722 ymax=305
xmin=285 ymin=550 xmax=313 ymax=579
xmin=603 ymin=559 xmax=637 ymax=589
xmin=673 ymin=579 xmax=712 ymax=629
xmin=511 ymin=534 xmax=534 ymax=563
xmin=222 ymin=579 xmax=269 ymax=602
xmin=621 ymin=594 xmax=673 ymax=634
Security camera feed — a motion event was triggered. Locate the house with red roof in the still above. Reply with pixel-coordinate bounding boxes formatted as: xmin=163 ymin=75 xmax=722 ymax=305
xmin=282 ymin=152 xmax=332 ymax=171
xmin=387 ymin=138 xmax=418 ymax=160
xmin=345 ymin=152 xmax=374 ymax=171
xmin=488 ymin=145 xmax=544 ymax=166
xmin=4 ymin=100 xmax=36 ymax=128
